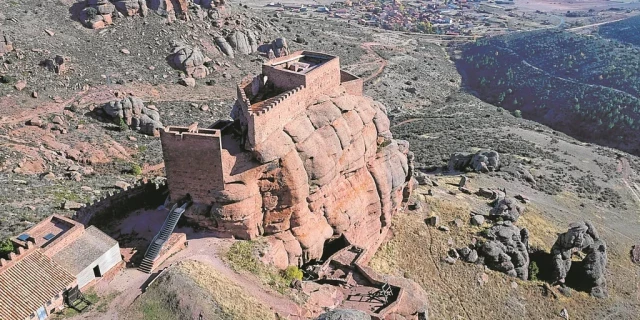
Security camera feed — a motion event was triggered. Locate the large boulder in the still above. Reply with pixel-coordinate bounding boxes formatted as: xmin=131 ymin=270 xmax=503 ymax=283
xmin=551 ymin=221 xmax=607 ymax=298
xmin=113 ymin=0 xmax=148 ymax=16
xmin=168 ymin=41 xmax=210 ymax=79
xmin=477 ymin=221 xmax=530 ymax=280
xmin=272 ymin=37 xmax=289 ymax=57
xmin=102 ymin=96 xmax=163 ymax=136
xmin=448 ymin=150 xmax=500 ymax=172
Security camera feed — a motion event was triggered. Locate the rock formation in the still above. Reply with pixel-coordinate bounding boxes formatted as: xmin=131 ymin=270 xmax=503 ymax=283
xmin=113 ymin=0 xmax=148 ymax=16
xmin=632 ymin=245 xmax=640 ymax=264
xmin=448 ymin=150 xmax=500 ymax=173
xmin=167 ymin=41 xmax=210 ymax=79
xmin=82 ymin=0 xmax=115 ymax=29
xmin=551 ymin=221 xmax=607 ymax=298
xmin=317 ymin=309 xmax=371 ymax=320
xmin=102 ymin=96 xmax=163 ymax=136
xmin=161 ymin=52 xmax=412 ymax=267
xmin=489 ymin=193 xmax=524 ymax=222
xmin=477 ymin=221 xmax=530 ymax=280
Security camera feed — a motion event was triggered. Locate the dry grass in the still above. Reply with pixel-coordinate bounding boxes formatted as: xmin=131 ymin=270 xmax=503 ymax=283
xmin=518 ymin=204 xmax=563 ymax=251
xmin=369 ymin=195 xmax=613 ymax=319
xmin=178 ymin=260 xmax=277 ymax=320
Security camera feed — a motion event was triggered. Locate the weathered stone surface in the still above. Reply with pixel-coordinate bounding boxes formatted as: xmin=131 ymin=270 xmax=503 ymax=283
xmin=179 ymin=90 xmax=412 ymax=265
xmin=317 ymin=309 xmax=371 ymax=320
xmin=168 ymin=41 xmax=210 ymax=79
xmin=551 ymin=221 xmax=607 ymax=298
xmin=489 ymin=194 xmax=524 ymax=222
xmin=632 ymin=245 xmax=640 ymax=264
xmin=478 ymin=222 xmax=530 ymax=280
xmin=102 ymin=96 xmax=163 ymax=135
xmin=448 ymin=150 xmax=500 ymax=172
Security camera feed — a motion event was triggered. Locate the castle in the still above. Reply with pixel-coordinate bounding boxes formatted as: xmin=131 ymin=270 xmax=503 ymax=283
xmin=161 ymin=51 xmax=364 ymax=204
xmin=160 ymin=51 xmax=411 ymax=267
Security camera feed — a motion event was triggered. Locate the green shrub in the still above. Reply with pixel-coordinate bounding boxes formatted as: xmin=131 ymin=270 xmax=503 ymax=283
xmin=131 ymin=163 xmax=142 ymax=176
xmin=115 ymin=117 xmax=128 ymax=131
xmin=0 ymin=239 xmax=13 ymax=258
xmin=282 ymin=266 xmax=303 ymax=281
xmin=0 ymin=75 xmax=16 ymax=84
xmin=529 ymin=261 xmax=540 ymax=281
xmin=513 ymin=110 xmax=522 ymax=118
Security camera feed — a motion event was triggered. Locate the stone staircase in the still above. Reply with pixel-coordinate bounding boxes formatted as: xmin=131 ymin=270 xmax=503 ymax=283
xmin=138 ymin=202 xmax=188 ymax=273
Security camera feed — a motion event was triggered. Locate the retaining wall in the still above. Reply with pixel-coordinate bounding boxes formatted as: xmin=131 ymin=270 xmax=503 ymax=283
xmin=74 ymin=180 xmax=168 ymax=227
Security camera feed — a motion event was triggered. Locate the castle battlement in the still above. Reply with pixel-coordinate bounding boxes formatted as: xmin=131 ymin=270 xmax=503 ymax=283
xmin=236 ymin=51 xmax=363 ymax=150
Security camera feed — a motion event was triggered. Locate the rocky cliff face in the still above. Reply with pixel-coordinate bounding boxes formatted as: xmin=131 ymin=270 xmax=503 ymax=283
xmin=184 ymin=85 xmax=414 ymax=266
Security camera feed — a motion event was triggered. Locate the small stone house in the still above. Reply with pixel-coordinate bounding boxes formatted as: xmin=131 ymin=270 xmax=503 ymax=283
xmin=0 ymin=215 xmax=122 ymax=319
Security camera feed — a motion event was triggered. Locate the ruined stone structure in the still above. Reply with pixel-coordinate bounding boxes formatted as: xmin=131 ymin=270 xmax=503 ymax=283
xmin=161 ymin=51 xmax=412 ymax=266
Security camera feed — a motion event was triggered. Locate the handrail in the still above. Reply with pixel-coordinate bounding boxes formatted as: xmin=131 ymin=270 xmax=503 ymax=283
xmin=143 ymin=203 xmax=181 ymax=259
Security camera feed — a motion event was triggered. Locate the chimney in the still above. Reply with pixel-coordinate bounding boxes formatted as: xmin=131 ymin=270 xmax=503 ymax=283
xmin=26 ymin=241 xmax=34 ymax=249
xmin=7 ymin=252 xmax=16 ymax=261
xmin=0 ymin=258 xmax=6 ymax=267
xmin=17 ymin=246 xmax=25 ymax=255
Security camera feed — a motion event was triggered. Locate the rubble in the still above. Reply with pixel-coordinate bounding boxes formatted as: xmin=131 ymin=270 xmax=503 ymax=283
xmin=43 ymin=55 xmax=69 ymax=74
xmin=551 ymin=221 xmax=608 ymax=298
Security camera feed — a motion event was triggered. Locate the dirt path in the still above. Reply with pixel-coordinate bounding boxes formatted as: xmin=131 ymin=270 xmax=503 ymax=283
xmin=617 ymin=157 xmax=640 ymax=207
xmin=359 ymin=42 xmax=388 ymax=83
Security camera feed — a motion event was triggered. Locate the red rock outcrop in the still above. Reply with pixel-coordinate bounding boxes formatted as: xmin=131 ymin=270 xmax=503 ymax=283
xmin=161 ymin=52 xmax=413 ymax=267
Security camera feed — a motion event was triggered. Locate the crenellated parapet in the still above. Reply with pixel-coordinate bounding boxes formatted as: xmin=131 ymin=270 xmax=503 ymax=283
xmin=234 ymin=51 xmax=363 ymax=151
xmin=73 ymin=180 xmax=168 ymax=225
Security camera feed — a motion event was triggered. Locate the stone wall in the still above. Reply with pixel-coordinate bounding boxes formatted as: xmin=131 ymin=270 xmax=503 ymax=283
xmin=74 ymin=180 xmax=168 ymax=226
xmin=160 ymin=128 xmax=225 ymax=203
xmin=340 ymin=70 xmax=364 ymax=96
xmin=248 ymin=86 xmax=308 ymax=150
xmin=305 ymin=56 xmax=341 ymax=97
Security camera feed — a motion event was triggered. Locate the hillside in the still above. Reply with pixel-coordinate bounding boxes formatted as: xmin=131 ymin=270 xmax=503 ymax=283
xmin=454 ymin=29 xmax=640 ymax=156
xmin=1 ymin=2 xmax=640 ymax=320
xmin=599 ymin=15 xmax=640 ymax=46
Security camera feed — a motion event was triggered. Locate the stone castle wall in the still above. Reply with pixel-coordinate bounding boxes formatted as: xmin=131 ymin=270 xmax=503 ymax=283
xmin=160 ymin=128 xmax=225 ymax=203
xmin=74 ymin=180 xmax=168 ymax=226
xmin=249 ymin=85 xmax=308 ymax=149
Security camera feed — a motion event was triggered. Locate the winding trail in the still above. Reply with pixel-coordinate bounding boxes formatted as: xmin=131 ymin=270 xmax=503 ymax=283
xmin=359 ymin=42 xmax=388 ymax=83
xmin=617 ymin=156 xmax=640 ymax=207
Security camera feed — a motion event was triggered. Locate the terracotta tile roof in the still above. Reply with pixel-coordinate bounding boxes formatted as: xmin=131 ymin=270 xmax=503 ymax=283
xmin=52 ymin=226 xmax=118 ymax=275
xmin=0 ymin=250 xmax=75 ymax=320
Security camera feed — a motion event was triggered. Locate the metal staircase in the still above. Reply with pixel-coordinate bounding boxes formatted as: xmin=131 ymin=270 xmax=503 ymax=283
xmin=139 ymin=202 xmax=188 ymax=273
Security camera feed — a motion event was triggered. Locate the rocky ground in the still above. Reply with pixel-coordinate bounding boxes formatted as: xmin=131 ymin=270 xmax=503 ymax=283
xmin=1 ymin=2 xmax=639 ymax=319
